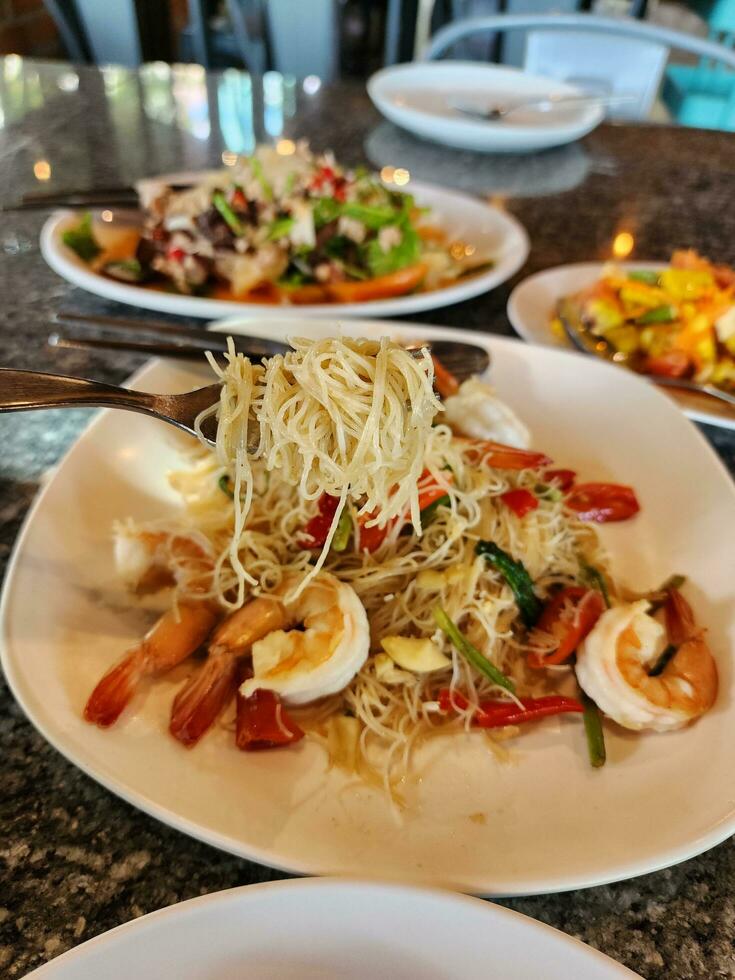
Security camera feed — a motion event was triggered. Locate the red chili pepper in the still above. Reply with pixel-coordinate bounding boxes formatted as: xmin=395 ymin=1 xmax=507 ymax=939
xmin=461 ymin=439 xmax=552 ymax=471
xmin=236 ymin=688 xmax=304 ymax=750
xmin=167 ymin=247 xmax=186 ymax=262
xmin=310 ymin=165 xmax=336 ymax=191
xmin=543 ymin=469 xmax=576 ymax=492
xmin=438 ymin=689 xmax=584 ymax=727
xmin=231 ymin=187 xmax=247 ymax=210
xmin=500 ymin=488 xmax=538 ymax=518
xmin=431 ymin=354 xmax=460 ymax=398
xmin=527 ymin=587 xmax=605 ymax=668
xmin=299 ymin=493 xmax=340 ymax=548
xmin=565 ymin=483 xmax=640 ymax=523
xmin=644 ymin=350 xmax=691 ymax=379
xmin=333 ymin=177 xmax=347 ymax=202
xmin=357 ymin=469 xmax=452 ymax=552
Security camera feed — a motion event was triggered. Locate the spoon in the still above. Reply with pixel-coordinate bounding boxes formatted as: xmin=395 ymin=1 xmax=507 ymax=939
xmin=450 ymin=93 xmax=637 ymax=121
xmin=557 ymin=300 xmax=735 ymax=412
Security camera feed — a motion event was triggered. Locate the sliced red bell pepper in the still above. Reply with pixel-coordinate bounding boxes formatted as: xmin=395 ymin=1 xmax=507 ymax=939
xmin=527 ymin=586 xmax=605 ymax=668
xmin=431 ymin=354 xmax=460 ymax=398
xmin=543 ymin=468 xmax=576 ymax=492
xmin=236 ymin=688 xmax=304 ymax=750
xmin=438 ymin=689 xmax=584 ymax=727
xmin=565 ymin=483 xmax=640 ymax=523
xmin=500 ymin=488 xmax=538 ymax=518
xmin=461 ymin=439 xmax=551 ymax=471
xmin=358 ymin=469 xmax=452 ymax=552
xmin=644 ymin=350 xmax=691 ymax=379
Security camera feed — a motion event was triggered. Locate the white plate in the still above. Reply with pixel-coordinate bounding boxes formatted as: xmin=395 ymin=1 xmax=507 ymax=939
xmin=2 ymin=321 xmax=735 ymax=897
xmin=367 ymin=62 xmax=604 ymax=153
xmin=39 ymin=179 xmax=529 ymax=319
xmin=508 ymin=261 xmax=735 ymax=431
xmin=26 ymin=878 xmax=641 ymax=979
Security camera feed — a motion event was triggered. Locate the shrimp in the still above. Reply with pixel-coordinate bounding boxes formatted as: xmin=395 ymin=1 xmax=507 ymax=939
xmin=170 ymin=571 xmax=370 ymax=746
xmin=85 ymin=529 xmax=217 ymax=728
xmin=575 ymin=590 xmax=717 ymax=732
xmin=443 ymin=378 xmax=531 ymax=448
xmin=169 ymin=595 xmax=289 ymax=747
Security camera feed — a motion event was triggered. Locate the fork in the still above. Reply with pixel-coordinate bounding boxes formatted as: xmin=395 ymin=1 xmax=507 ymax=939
xmin=0 ymin=368 xmax=224 ymax=445
xmin=557 ymin=303 xmax=735 ymax=412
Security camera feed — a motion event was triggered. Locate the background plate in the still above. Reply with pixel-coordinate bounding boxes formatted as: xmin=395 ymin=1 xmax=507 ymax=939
xmin=367 ymin=62 xmax=604 ymax=153
xmin=507 ymin=261 xmax=735 ymax=431
xmin=39 ymin=179 xmax=529 ymax=319
xmin=2 ymin=323 xmax=734 ymax=896
xmin=27 ymin=879 xmax=640 ymax=979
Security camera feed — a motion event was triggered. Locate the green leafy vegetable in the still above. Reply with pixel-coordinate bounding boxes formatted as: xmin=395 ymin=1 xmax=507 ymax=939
xmin=283 ymin=171 xmax=296 ymax=195
xmin=433 ymin=606 xmax=515 ymax=693
xmin=362 ymin=224 xmax=421 ymax=278
xmin=581 ymin=690 xmax=606 ymax=768
xmin=62 ymin=213 xmax=101 ymax=262
xmin=218 ymin=474 xmax=234 ymax=498
xmin=313 ymin=197 xmax=341 ymax=229
xmin=212 ymin=191 xmax=244 ymax=235
xmin=267 ymin=216 xmax=295 ymax=240
xmin=103 ymin=259 xmax=146 ymax=283
xmin=475 ymin=541 xmax=542 ymax=628
xmin=340 ymin=202 xmax=400 ymax=230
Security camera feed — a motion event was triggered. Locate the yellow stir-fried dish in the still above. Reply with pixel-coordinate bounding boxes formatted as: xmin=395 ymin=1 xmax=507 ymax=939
xmin=85 ymin=336 xmax=718 ymax=794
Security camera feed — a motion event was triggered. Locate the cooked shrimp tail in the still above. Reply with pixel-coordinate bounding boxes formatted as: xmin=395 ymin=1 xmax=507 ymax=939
xmin=85 ymin=602 xmax=218 ymax=728
xmin=169 ymin=596 xmax=289 ymax=747
xmin=169 ymin=655 xmax=240 ymax=747
xmin=84 ymin=650 xmax=147 ymax=727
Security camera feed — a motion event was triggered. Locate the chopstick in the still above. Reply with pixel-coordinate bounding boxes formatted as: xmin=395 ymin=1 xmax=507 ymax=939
xmin=8 ymin=181 xmax=194 ymax=211
xmin=48 ymin=310 xmax=288 ymax=361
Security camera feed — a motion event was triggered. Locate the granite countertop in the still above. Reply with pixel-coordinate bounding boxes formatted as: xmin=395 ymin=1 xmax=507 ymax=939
xmin=0 ymin=58 xmax=734 ymax=979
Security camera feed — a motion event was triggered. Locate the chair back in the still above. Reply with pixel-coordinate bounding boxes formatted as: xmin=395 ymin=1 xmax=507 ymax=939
xmin=524 ymin=29 xmax=668 ymax=118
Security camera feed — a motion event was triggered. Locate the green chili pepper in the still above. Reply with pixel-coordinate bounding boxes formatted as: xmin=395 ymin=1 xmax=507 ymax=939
xmin=628 ymin=270 xmax=660 ymax=286
xmin=212 ymin=191 xmax=244 ymax=235
xmin=62 ymin=212 xmax=101 ymax=262
xmin=433 ymin=606 xmax=515 ymax=693
xmin=581 ymin=690 xmax=606 ymax=768
xmin=636 ymin=304 xmax=676 ymax=325
xmin=331 ymin=508 xmax=352 ymax=552
xmin=475 ymin=541 xmax=542 ymax=628
xmin=580 ymin=563 xmax=612 ymax=609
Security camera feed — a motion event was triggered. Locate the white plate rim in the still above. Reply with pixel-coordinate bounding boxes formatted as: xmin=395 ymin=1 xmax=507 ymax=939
xmin=39 ymin=179 xmax=529 ymax=319
xmin=506 ymin=260 xmax=735 ymax=431
xmin=367 ymin=62 xmax=604 ymax=152
xmin=2 ymin=325 xmax=734 ymax=897
xmin=24 ymin=877 xmax=641 ymax=979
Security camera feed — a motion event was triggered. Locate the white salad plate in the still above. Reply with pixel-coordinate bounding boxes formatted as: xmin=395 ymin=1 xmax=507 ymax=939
xmin=26 ymin=878 xmax=641 ymax=979
xmin=367 ymin=62 xmax=604 ymax=153
xmin=2 ymin=320 xmax=734 ymax=897
xmin=508 ymin=261 xmax=735 ymax=431
xmin=39 ymin=178 xmax=529 ymax=319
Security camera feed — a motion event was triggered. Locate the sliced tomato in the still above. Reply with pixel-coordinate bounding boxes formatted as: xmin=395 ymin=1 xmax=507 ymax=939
xmin=236 ymin=688 xmax=304 ymax=750
xmin=299 ymin=493 xmax=340 ymax=548
xmin=543 ymin=468 xmax=576 ymax=492
xmin=326 ymin=263 xmax=427 ymax=303
xmin=527 ymin=586 xmax=605 ymax=668
xmin=565 ymin=483 xmax=640 ymax=523
xmin=500 ymin=488 xmax=538 ymax=518
xmin=431 ymin=354 xmax=460 ymax=398
xmin=644 ymin=350 xmax=691 ymax=379
xmin=461 ymin=439 xmax=551 ymax=471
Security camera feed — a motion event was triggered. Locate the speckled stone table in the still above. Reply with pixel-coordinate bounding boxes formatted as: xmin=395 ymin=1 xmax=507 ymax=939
xmin=0 ymin=59 xmax=734 ymax=980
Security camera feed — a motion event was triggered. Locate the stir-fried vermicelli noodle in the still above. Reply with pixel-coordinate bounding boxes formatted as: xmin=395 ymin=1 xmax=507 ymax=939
xmin=197 ymin=336 xmax=440 ymax=604
xmin=91 ymin=333 xmax=715 ymax=796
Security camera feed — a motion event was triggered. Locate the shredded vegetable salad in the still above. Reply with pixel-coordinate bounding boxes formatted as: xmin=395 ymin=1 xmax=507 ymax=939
xmin=62 ymin=144 xmax=491 ymax=304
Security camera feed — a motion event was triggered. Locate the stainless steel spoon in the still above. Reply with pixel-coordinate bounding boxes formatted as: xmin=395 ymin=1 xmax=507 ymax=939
xmin=450 ymin=93 xmax=637 ymax=121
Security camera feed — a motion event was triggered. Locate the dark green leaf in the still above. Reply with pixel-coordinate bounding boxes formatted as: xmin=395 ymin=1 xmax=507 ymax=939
xmin=362 ymin=224 xmax=421 ymax=278
xmin=475 ymin=541 xmax=542 ymax=628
